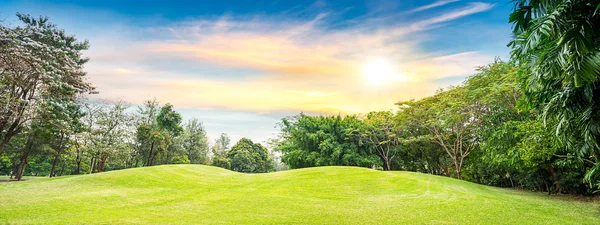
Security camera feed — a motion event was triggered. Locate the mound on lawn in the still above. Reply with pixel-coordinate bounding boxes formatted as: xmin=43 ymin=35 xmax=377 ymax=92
xmin=0 ymin=165 xmax=598 ymax=224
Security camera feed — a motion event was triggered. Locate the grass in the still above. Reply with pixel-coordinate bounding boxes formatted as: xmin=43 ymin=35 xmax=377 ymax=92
xmin=0 ymin=165 xmax=598 ymax=224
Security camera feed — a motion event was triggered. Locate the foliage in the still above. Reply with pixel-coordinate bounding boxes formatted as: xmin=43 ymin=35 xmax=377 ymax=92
xmin=275 ymin=114 xmax=380 ymax=169
xmin=226 ymin=138 xmax=274 ymax=173
xmin=353 ymin=111 xmax=401 ymax=171
xmin=181 ymin=119 xmax=209 ymax=164
xmin=0 ymin=13 xmax=94 ymax=153
xmin=509 ymin=0 xmax=600 ymax=190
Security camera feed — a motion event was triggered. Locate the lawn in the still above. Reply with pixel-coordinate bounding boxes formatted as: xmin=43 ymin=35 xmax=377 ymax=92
xmin=0 ymin=165 xmax=598 ymax=224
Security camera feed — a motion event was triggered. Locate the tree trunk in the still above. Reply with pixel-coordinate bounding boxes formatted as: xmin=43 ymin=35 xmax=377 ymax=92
xmin=384 ymin=157 xmax=391 ymax=171
xmin=455 ymin=162 xmax=462 ymax=180
xmin=76 ymin=155 xmax=81 ymax=174
xmin=549 ymin=166 xmax=561 ymax=194
xmin=97 ymin=153 xmax=108 ymax=172
xmin=90 ymin=157 xmax=95 ymax=174
xmin=49 ymin=153 xmax=59 ymax=178
xmin=145 ymin=140 xmax=155 ymax=166
xmin=10 ymin=162 xmax=19 ymax=180
xmin=75 ymin=145 xmax=82 ymax=174
xmin=15 ymin=139 xmax=34 ymax=181
xmin=15 ymin=161 xmax=28 ymax=181
xmin=49 ymin=134 xmax=65 ymax=178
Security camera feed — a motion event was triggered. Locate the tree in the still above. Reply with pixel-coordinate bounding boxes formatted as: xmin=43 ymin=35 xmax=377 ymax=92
xmin=509 ymin=0 xmax=600 ymax=189
xmin=212 ymin=133 xmax=231 ymax=155
xmin=84 ymin=100 xmax=131 ymax=173
xmin=156 ymin=103 xmax=183 ymax=164
xmin=354 ymin=111 xmax=401 ymax=171
xmin=136 ymin=101 xmax=182 ymax=166
xmin=275 ymin=114 xmax=380 ymax=169
xmin=399 ymin=87 xmax=485 ymax=180
xmin=227 ymin=138 xmax=274 ymax=173
xmin=0 ymin=13 xmax=94 ymax=154
xmin=47 ymin=101 xmax=85 ymax=177
xmin=211 ymin=133 xmax=231 ymax=168
xmin=181 ymin=119 xmax=209 ymax=164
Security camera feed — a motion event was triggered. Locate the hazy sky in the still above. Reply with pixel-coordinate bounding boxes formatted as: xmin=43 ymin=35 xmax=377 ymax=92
xmin=1 ymin=0 xmax=513 ymax=145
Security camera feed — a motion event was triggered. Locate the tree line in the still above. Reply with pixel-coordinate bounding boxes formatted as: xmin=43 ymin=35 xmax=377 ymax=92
xmin=272 ymin=60 xmax=595 ymax=194
xmin=0 ymin=14 xmax=275 ymax=180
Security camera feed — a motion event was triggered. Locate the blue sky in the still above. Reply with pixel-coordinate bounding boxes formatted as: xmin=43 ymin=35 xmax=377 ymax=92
xmin=1 ymin=0 xmax=514 ymax=145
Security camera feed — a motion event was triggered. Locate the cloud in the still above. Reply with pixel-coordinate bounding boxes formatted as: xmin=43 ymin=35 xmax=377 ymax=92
xmin=411 ymin=2 xmax=495 ymax=29
xmin=84 ymin=1 xmax=496 ymax=114
xmin=407 ymin=0 xmax=459 ymax=14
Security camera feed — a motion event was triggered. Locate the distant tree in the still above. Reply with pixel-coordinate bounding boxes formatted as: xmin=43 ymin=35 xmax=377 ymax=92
xmin=136 ymin=101 xmax=182 ymax=166
xmin=227 ymin=138 xmax=274 ymax=173
xmin=354 ymin=111 xmax=401 ymax=171
xmin=275 ymin=114 xmax=380 ymax=169
xmin=88 ymin=100 xmax=131 ymax=173
xmin=181 ymin=119 xmax=209 ymax=164
xmin=211 ymin=133 xmax=231 ymax=168
xmin=156 ymin=103 xmax=183 ymax=164
xmin=212 ymin=133 xmax=231 ymax=155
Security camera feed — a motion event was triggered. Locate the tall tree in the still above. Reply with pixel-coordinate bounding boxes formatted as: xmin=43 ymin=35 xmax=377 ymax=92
xmin=0 ymin=13 xmax=94 ymax=154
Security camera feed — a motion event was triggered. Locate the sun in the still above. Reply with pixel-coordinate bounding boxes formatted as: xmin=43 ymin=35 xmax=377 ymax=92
xmin=361 ymin=57 xmax=397 ymax=85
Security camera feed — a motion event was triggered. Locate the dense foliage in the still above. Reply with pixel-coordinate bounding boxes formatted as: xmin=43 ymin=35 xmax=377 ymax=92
xmin=509 ymin=0 xmax=600 ymax=190
xmin=274 ymin=114 xmax=380 ymax=169
xmin=224 ymin=138 xmax=275 ymax=173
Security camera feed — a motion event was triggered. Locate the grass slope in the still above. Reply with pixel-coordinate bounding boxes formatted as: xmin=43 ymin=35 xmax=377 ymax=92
xmin=0 ymin=165 xmax=598 ymax=224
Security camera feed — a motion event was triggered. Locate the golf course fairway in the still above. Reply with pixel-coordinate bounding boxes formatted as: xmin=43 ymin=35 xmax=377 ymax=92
xmin=1 ymin=165 xmax=598 ymax=224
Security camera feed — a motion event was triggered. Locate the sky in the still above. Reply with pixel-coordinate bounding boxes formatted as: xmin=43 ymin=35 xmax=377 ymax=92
xmin=1 ymin=0 xmax=514 ymax=145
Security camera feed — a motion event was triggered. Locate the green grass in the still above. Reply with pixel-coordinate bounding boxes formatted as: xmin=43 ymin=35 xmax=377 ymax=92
xmin=0 ymin=165 xmax=598 ymax=224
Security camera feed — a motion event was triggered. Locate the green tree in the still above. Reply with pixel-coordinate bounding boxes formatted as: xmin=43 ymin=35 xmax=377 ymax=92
xmin=211 ymin=133 xmax=231 ymax=168
xmin=88 ymin=100 xmax=131 ymax=173
xmin=275 ymin=114 xmax=380 ymax=169
xmin=354 ymin=111 xmax=401 ymax=171
xmin=0 ymin=13 xmax=94 ymax=154
xmin=136 ymin=101 xmax=182 ymax=166
xmin=509 ymin=0 xmax=600 ymax=189
xmin=156 ymin=103 xmax=183 ymax=164
xmin=181 ymin=119 xmax=209 ymax=164
xmin=227 ymin=138 xmax=274 ymax=173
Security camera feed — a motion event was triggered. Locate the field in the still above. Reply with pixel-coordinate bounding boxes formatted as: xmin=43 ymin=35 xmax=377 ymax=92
xmin=0 ymin=165 xmax=598 ymax=224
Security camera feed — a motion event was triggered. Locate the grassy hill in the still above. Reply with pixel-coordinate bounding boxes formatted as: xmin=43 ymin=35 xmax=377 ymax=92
xmin=0 ymin=165 xmax=598 ymax=224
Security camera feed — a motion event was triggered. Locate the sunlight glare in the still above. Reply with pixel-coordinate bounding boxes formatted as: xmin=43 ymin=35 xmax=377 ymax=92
xmin=362 ymin=58 xmax=398 ymax=85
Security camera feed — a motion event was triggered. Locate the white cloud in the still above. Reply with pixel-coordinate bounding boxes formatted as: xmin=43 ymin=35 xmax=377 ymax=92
xmin=407 ymin=0 xmax=460 ymax=14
